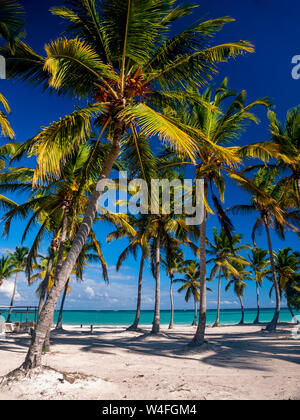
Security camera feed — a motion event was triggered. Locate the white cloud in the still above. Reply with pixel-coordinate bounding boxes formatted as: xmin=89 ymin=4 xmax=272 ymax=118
xmin=85 ymin=286 xmax=95 ymax=299
xmin=0 ymin=280 xmax=23 ymax=301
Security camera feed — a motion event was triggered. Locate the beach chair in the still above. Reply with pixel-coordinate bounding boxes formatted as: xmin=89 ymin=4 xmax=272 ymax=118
xmin=5 ymin=323 xmax=14 ymax=333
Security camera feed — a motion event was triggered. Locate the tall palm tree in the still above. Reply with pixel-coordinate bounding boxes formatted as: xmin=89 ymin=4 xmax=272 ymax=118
xmin=161 ymin=79 xmax=269 ymax=345
xmin=174 ymin=261 xmax=201 ymax=326
xmin=2 ymin=0 xmax=255 ymax=369
xmin=207 ymin=227 xmax=250 ymax=327
xmin=273 ymin=248 xmax=300 ymax=323
xmin=229 ymin=168 xmax=299 ymax=331
xmin=6 ymin=246 xmax=28 ymax=322
xmin=248 ymin=248 xmax=269 ymax=324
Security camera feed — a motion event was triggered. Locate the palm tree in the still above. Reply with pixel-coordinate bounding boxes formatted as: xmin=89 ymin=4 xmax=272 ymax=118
xmin=225 ymin=261 xmax=251 ymax=325
xmin=0 ymin=0 xmax=24 ymax=139
xmin=207 ymin=227 xmax=250 ymax=327
xmin=6 ymin=246 xmax=28 ymax=322
xmin=229 ymin=168 xmax=299 ymax=331
xmin=0 ymin=255 xmax=13 ymax=286
xmin=162 ymin=241 xmax=184 ymax=330
xmin=248 ymin=248 xmax=269 ymax=324
xmin=2 ymin=0 xmax=255 ymax=369
xmin=0 ymin=0 xmax=24 ymax=50
xmin=273 ymin=248 xmax=300 ymax=323
xmin=107 ymin=214 xmax=151 ymax=331
xmin=174 ymin=261 xmax=201 ymax=326
xmin=268 ymin=108 xmax=300 ymax=204
xmin=161 ymin=79 xmax=269 ymax=344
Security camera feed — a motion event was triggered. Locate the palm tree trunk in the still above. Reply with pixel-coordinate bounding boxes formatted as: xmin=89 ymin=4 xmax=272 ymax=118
xmin=190 ymin=178 xmax=208 ymax=346
xmin=152 ymin=226 xmax=161 ymax=335
xmin=192 ymin=295 xmax=198 ymax=326
xmin=296 ymin=178 xmax=300 ymax=205
xmin=22 ymin=121 xmax=124 ymax=371
xmin=287 ymin=296 xmax=299 ymax=324
xmin=254 ymin=281 xmax=260 ymax=324
xmin=43 ymin=210 xmax=69 ymax=352
xmin=6 ymin=273 xmax=18 ymax=323
xmin=168 ymin=273 xmax=174 ymax=330
xmin=238 ymin=295 xmax=245 ymax=325
xmin=55 ymin=279 xmax=69 ymax=330
xmin=127 ymin=254 xmax=145 ymax=331
xmin=213 ymin=269 xmax=222 ymax=327
xmin=263 ymin=217 xmax=281 ymax=332
xmin=38 ymin=243 xmax=56 ymax=318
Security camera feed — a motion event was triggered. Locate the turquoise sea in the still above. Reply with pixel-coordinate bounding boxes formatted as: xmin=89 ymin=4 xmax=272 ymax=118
xmin=2 ymin=308 xmax=299 ymax=326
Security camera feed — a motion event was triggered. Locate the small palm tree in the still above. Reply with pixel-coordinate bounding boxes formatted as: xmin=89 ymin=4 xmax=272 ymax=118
xmin=162 ymin=242 xmax=184 ymax=330
xmin=174 ymin=261 xmax=201 ymax=326
xmin=248 ymin=248 xmax=269 ymax=324
xmin=273 ymin=248 xmax=300 ymax=323
xmin=225 ymin=261 xmax=251 ymax=325
xmin=207 ymin=227 xmax=250 ymax=327
xmin=6 ymin=246 xmax=28 ymax=322
xmin=0 ymin=255 xmax=13 ymax=286
xmin=268 ymin=108 xmax=300 ymax=204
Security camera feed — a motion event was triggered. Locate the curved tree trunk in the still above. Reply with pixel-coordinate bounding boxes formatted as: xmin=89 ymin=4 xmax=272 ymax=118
xmin=55 ymin=279 xmax=69 ymax=330
xmin=192 ymin=295 xmax=198 ymax=326
xmin=127 ymin=254 xmax=145 ymax=331
xmin=6 ymin=273 xmax=18 ymax=323
xmin=264 ymin=218 xmax=281 ymax=332
xmin=152 ymin=226 xmax=161 ymax=335
xmin=168 ymin=273 xmax=174 ymax=330
xmin=190 ymin=178 xmax=208 ymax=346
xmin=213 ymin=269 xmax=222 ymax=328
xmin=22 ymin=122 xmax=123 ymax=371
xmin=254 ymin=281 xmax=260 ymax=324
xmin=238 ymin=295 xmax=245 ymax=325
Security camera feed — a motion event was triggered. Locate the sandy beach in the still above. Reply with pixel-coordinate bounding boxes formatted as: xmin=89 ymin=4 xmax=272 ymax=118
xmin=0 ymin=324 xmax=299 ymax=400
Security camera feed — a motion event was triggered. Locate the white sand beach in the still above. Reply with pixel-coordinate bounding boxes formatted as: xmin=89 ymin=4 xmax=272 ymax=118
xmin=0 ymin=324 xmax=300 ymax=400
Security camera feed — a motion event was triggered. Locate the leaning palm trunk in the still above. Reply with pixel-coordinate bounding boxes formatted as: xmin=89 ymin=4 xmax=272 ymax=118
xmin=22 ymin=123 xmax=123 ymax=370
xmin=213 ymin=269 xmax=222 ymax=327
xmin=168 ymin=273 xmax=174 ymax=330
xmin=254 ymin=281 xmax=260 ymax=324
xmin=152 ymin=227 xmax=161 ymax=335
xmin=192 ymin=296 xmax=198 ymax=326
xmin=296 ymin=178 xmax=300 ymax=205
xmin=127 ymin=255 xmax=145 ymax=331
xmin=55 ymin=279 xmax=69 ymax=330
xmin=190 ymin=178 xmax=208 ymax=346
xmin=263 ymin=218 xmax=281 ymax=332
xmin=238 ymin=295 xmax=245 ymax=325
xmin=6 ymin=273 xmax=18 ymax=323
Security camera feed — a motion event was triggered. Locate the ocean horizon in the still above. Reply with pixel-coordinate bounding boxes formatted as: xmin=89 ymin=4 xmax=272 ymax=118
xmin=3 ymin=308 xmax=299 ymax=326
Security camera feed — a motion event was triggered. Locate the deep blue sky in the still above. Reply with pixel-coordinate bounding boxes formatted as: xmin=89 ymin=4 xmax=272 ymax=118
xmin=0 ymin=0 xmax=299 ymax=312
